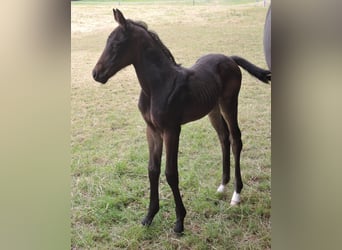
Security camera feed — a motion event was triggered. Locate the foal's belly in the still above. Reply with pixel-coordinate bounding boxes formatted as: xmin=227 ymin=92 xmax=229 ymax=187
xmin=180 ymin=101 xmax=217 ymax=125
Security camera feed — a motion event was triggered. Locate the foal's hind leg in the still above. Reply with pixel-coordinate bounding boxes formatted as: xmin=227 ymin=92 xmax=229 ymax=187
xmin=142 ymin=125 xmax=163 ymax=226
xmin=208 ymin=106 xmax=231 ymax=193
xmin=219 ymin=98 xmax=243 ymax=205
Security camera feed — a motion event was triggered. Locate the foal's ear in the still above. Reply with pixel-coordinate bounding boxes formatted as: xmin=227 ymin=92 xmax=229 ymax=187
xmin=113 ymin=9 xmax=127 ymax=29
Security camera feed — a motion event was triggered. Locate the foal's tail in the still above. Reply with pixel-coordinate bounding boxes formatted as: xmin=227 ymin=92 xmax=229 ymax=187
xmin=231 ymin=55 xmax=271 ymax=84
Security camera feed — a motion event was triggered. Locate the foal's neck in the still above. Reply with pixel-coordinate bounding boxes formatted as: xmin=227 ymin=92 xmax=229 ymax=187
xmin=133 ymin=42 xmax=178 ymax=96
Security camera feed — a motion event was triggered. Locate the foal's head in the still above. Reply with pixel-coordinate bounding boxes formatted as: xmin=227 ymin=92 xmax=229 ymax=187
xmin=92 ymin=9 xmax=178 ymax=84
xmin=92 ymin=9 xmax=141 ymax=84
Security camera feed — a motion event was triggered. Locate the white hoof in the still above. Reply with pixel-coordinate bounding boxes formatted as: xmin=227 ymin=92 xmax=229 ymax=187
xmin=217 ymin=184 xmax=226 ymax=193
xmin=230 ymin=191 xmax=241 ymax=206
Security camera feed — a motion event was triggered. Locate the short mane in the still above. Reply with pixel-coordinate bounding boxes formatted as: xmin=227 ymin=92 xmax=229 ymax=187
xmin=128 ymin=19 xmax=180 ymax=67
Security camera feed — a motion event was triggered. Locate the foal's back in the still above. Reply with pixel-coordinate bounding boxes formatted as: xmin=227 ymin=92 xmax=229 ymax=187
xmin=190 ymin=54 xmax=242 ymax=90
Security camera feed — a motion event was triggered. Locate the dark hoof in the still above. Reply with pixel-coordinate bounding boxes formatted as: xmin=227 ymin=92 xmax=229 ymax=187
xmin=141 ymin=216 xmax=153 ymax=226
xmin=173 ymin=220 xmax=184 ymax=234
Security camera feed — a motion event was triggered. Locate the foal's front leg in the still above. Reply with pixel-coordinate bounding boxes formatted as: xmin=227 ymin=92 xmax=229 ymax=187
xmin=164 ymin=127 xmax=187 ymax=233
xmin=141 ymin=125 xmax=163 ymax=226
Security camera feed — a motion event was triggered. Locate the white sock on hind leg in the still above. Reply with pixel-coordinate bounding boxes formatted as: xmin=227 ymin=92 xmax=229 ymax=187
xmin=217 ymin=184 xmax=226 ymax=193
xmin=230 ymin=191 xmax=240 ymax=206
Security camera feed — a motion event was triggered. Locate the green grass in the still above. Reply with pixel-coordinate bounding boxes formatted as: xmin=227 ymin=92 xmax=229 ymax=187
xmin=72 ymin=3 xmax=270 ymax=249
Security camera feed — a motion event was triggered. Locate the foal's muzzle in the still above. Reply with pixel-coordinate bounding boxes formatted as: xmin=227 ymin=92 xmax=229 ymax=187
xmin=92 ymin=66 xmax=108 ymax=84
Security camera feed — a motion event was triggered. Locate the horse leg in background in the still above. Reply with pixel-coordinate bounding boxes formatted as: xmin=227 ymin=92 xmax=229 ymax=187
xmin=142 ymin=125 xmax=163 ymax=226
xmin=164 ymin=127 xmax=187 ymax=233
xmin=264 ymin=5 xmax=271 ymax=70
xmin=208 ymin=106 xmax=231 ymax=193
xmin=219 ymin=97 xmax=243 ymax=205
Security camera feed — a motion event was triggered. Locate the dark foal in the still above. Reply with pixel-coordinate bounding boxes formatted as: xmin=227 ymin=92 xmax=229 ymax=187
xmin=92 ymin=9 xmax=271 ymax=234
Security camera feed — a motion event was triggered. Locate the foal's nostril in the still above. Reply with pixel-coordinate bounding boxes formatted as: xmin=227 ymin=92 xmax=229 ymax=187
xmin=92 ymin=69 xmax=97 ymax=80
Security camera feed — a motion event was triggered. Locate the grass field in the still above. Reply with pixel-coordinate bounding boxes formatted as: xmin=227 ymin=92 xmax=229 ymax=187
xmin=72 ymin=2 xmax=270 ymax=249
xmin=72 ymin=0 xmax=262 ymax=5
